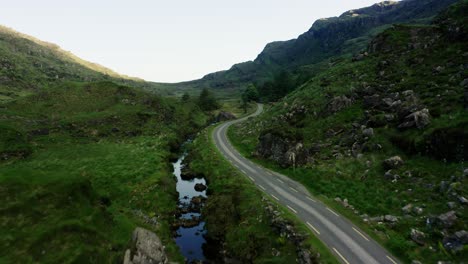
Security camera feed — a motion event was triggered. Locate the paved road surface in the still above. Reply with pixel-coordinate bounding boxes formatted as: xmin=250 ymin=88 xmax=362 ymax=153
xmin=212 ymin=104 xmax=401 ymax=264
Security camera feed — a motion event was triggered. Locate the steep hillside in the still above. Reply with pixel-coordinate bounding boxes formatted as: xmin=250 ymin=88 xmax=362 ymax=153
xmin=229 ymin=2 xmax=467 ymax=263
xmin=180 ymin=0 xmax=458 ymax=91
xmin=0 ymin=26 xmax=167 ymax=102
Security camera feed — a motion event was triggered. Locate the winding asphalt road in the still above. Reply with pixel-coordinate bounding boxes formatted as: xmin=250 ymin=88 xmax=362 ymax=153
xmin=212 ymin=104 xmax=401 ymax=264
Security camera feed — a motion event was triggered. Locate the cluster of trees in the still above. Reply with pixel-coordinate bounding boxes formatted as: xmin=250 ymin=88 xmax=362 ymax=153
xmin=182 ymin=88 xmax=220 ymax=111
xmin=181 ymin=70 xmax=297 ymax=113
xmin=257 ymin=70 xmax=296 ymax=102
xmin=240 ymin=70 xmax=297 ymax=109
xmin=241 ymin=84 xmax=259 ymax=112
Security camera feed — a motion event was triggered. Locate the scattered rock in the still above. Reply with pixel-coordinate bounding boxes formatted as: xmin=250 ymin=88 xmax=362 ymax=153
xmin=383 ymin=156 xmax=404 ymax=169
xmin=410 ymin=228 xmax=426 ymax=245
xmin=458 ymin=196 xmax=468 ymax=205
xmin=191 ymin=196 xmax=205 ymax=205
xmin=384 ymin=215 xmax=398 ymax=223
xmin=437 ymin=211 xmax=457 ymax=228
xmin=262 ymin=197 xmax=319 ymax=264
xmin=369 ymin=216 xmax=383 ymax=222
xmin=402 ymin=204 xmax=413 ymax=214
xmin=362 ymin=127 xmax=374 ymax=137
xmin=363 ymin=94 xmax=381 ymax=108
xmin=455 ymin=230 xmax=468 ymax=244
xmin=443 ymin=230 xmax=468 ymax=253
xmin=413 ymin=207 xmax=424 ymax=215
xmin=174 ymin=216 xmax=201 ymax=228
xmin=460 ymin=78 xmax=468 ymax=88
xmin=398 ymin=108 xmax=431 ymax=129
xmin=123 ymin=227 xmax=168 ymax=264
xmin=194 ymin=183 xmax=207 ymax=192
xmin=447 ymin=201 xmax=457 ymax=209
xmin=384 ymin=170 xmax=399 ymax=182
xmin=327 ymin=95 xmax=353 ymax=113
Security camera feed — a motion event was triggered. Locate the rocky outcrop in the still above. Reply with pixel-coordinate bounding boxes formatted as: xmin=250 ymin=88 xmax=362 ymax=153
xmin=442 ymin=230 xmax=468 ymax=253
xmin=326 ymin=95 xmax=353 ymax=114
xmin=123 ymin=227 xmax=168 ymax=264
xmin=383 ymin=156 xmax=404 ymax=170
xmin=215 ymin=111 xmax=237 ymax=122
xmin=437 ymin=211 xmax=457 ymax=228
xmin=255 ymin=132 xmax=311 ymax=168
xmin=398 ymin=108 xmax=431 ymax=129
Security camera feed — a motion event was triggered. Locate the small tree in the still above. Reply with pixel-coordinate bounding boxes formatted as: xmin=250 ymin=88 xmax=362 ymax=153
xmin=241 ymin=84 xmax=259 ymax=112
xmin=198 ymin=88 xmax=220 ymax=111
xmin=181 ymin=92 xmax=190 ymax=102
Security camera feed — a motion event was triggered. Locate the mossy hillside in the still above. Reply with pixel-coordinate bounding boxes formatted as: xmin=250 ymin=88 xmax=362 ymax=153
xmin=0 ymin=25 xmax=173 ymax=103
xmin=228 ymin=5 xmax=468 ymax=263
xmin=0 ymin=81 xmax=208 ymax=263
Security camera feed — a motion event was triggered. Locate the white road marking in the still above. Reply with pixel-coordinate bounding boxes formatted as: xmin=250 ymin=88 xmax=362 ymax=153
xmin=287 ymin=205 xmax=298 ymax=214
xmin=270 ymin=184 xmax=380 ymax=264
xmin=248 ymin=176 xmax=255 ymax=182
xmin=267 ymin=171 xmax=273 ymax=176
xmin=277 ymin=178 xmax=284 ymax=183
xmin=386 ymin=256 xmax=398 ymax=264
xmin=306 ymin=197 xmax=316 ymax=202
xmin=326 ymin=207 xmax=340 ymax=217
xmin=240 ymin=169 xmax=246 ymax=174
xmin=271 ymin=194 xmax=280 ymax=201
xmin=258 ymin=185 xmax=266 ymax=191
xmin=289 ymin=187 xmax=299 ymax=193
xmin=333 ymin=248 xmax=350 ymax=264
xmin=306 ymin=222 xmax=321 ymax=235
xmin=352 ymin=227 xmax=370 ymax=241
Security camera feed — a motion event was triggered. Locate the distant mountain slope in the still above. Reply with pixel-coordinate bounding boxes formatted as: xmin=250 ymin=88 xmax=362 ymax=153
xmin=0 ymin=25 xmax=162 ymax=102
xmin=183 ymin=0 xmax=458 ymax=90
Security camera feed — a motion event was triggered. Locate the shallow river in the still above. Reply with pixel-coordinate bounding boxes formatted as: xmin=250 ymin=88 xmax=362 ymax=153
xmin=173 ymin=154 xmax=207 ymax=262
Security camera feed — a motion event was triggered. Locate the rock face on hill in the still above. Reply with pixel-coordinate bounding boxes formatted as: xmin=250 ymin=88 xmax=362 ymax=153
xmin=188 ymin=0 xmax=458 ymax=90
xmin=123 ymin=227 xmax=168 ymax=264
xmin=255 ymin=132 xmax=311 ymax=168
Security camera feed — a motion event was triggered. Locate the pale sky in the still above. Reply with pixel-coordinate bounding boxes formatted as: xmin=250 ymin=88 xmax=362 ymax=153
xmin=1 ymin=0 xmax=385 ymax=83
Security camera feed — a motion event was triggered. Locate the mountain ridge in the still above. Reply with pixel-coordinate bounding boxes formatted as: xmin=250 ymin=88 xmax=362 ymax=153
xmin=0 ymin=25 xmax=142 ymax=81
xmin=186 ymin=0 xmax=459 ymax=90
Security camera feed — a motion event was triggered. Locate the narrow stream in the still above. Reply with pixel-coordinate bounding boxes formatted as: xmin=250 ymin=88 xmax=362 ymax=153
xmin=173 ymin=153 xmax=208 ymax=263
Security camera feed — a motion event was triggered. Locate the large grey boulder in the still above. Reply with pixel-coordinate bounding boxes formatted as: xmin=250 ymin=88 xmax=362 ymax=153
xmin=123 ymin=227 xmax=168 ymax=264
xmin=410 ymin=228 xmax=426 ymax=245
xmin=384 ymin=215 xmax=398 ymax=223
xmin=255 ymin=132 xmax=310 ymax=168
xmin=398 ymin=108 xmax=431 ymax=129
